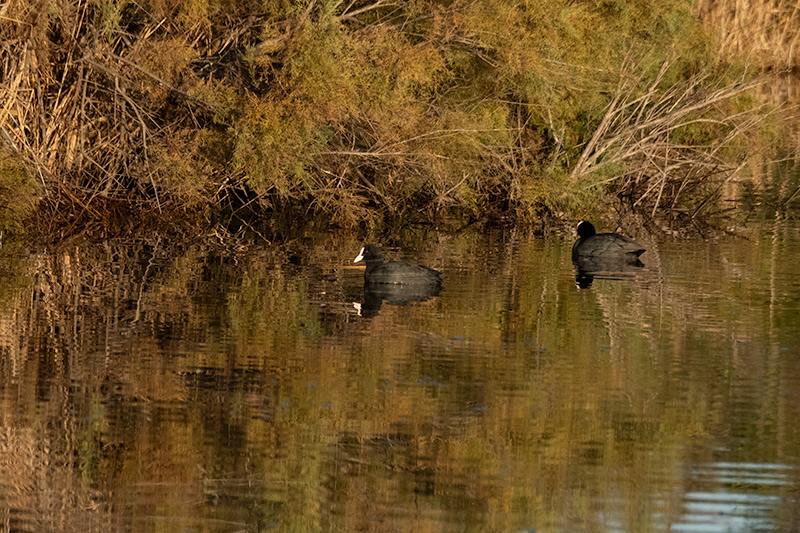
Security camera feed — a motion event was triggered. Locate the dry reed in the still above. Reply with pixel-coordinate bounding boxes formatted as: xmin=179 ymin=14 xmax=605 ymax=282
xmin=0 ymin=0 xmax=782 ymax=233
xmin=569 ymin=59 xmax=771 ymax=218
xmin=0 ymin=0 xmax=231 ymax=228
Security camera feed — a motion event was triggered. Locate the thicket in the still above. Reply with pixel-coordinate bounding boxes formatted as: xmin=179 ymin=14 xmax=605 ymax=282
xmin=0 ymin=0 xmax=775 ymax=234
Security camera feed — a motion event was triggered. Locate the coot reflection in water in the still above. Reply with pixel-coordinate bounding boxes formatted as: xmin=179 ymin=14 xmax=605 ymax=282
xmin=573 ymin=254 xmax=645 ymax=289
xmin=571 ymin=222 xmax=647 ymax=289
xmin=353 ymin=244 xmax=442 ymax=317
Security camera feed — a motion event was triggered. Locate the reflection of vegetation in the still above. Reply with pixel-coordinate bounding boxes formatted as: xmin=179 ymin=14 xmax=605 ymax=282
xmin=0 ymin=1 xmax=779 ymax=230
xmin=0 ymin=228 xmax=798 ymax=530
xmin=743 ymin=155 xmax=800 ymax=218
xmin=698 ymin=0 xmax=800 ymax=70
xmin=0 ymin=241 xmax=31 ymax=305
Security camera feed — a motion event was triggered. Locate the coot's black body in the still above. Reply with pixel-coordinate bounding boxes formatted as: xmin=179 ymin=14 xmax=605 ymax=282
xmin=571 ymin=221 xmax=646 ymax=262
xmin=354 ymin=245 xmax=442 ymax=288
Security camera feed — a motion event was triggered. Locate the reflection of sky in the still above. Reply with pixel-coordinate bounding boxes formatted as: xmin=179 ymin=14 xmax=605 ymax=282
xmin=670 ymin=462 xmax=795 ymax=532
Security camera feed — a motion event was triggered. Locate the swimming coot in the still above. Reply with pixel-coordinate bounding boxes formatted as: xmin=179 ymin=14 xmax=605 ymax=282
xmin=353 ymin=245 xmax=442 ymax=287
xmin=571 ymin=221 xmax=646 ymax=261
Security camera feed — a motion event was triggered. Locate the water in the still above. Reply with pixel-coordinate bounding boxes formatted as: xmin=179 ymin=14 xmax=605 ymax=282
xmin=0 ymin=222 xmax=799 ymax=532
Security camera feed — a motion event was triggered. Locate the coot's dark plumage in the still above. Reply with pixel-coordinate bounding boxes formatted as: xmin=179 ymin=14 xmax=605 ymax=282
xmin=354 ymin=245 xmax=442 ymax=288
xmin=571 ymin=221 xmax=645 ymax=262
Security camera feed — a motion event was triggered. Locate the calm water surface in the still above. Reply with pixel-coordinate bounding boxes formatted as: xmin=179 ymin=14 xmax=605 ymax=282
xmin=0 ymin=221 xmax=799 ymax=532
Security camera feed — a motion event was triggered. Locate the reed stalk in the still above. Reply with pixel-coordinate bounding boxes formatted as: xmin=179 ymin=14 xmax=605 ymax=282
xmin=569 ymin=59 xmax=770 ymax=217
xmin=0 ymin=0 xmax=782 ymax=233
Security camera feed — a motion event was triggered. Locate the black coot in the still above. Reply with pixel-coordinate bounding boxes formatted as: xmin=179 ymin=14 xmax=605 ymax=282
xmin=571 ymin=221 xmax=646 ymax=261
xmin=354 ymin=244 xmax=442 ymax=288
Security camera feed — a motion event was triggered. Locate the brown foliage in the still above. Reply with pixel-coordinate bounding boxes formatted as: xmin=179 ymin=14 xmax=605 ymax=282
xmin=0 ymin=0 xmax=777 ymax=234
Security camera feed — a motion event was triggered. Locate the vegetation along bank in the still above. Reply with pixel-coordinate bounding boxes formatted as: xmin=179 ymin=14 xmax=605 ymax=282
xmin=0 ymin=0 xmax=793 ymax=238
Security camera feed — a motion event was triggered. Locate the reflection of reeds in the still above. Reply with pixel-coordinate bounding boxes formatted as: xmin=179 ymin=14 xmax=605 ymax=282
xmin=1 ymin=232 xmax=798 ymax=530
xmin=697 ymin=0 xmax=800 ymax=70
xmin=0 ymin=427 xmax=118 ymax=531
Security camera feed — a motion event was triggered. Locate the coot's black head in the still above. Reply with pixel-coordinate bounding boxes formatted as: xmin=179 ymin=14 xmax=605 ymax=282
xmin=354 ymin=244 xmax=383 ymax=263
xmin=576 ymin=221 xmax=597 ymax=239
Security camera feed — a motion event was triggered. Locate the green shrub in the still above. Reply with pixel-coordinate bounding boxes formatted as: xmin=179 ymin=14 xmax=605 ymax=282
xmin=0 ymin=0 xmax=771 ymax=232
xmin=0 ymin=153 xmax=37 ymax=238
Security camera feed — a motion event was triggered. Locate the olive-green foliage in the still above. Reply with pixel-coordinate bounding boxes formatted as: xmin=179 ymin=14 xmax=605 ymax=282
xmin=215 ymin=0 xmax=733 ymax=224
xmin=1 ymin=0 xmax=761 ymax=230
xmin=0 ymin=154 xmax=37 ymax=238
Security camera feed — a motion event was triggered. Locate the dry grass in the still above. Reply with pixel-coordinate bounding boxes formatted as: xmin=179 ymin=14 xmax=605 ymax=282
xmin=0 ymin=0 xmax=782 ymax=234
xmin=568 ymin=59 xmax=771 ymax=218
xmin=0 ymin=0 xmax=235 ymax=228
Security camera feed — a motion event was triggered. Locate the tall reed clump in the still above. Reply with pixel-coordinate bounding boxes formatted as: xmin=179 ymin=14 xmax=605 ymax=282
xmin=564 ymin=58 xmax=771 ymax=219
xmin=0 ymin=0 xmax=234 ymax=229
xmin=0 ymin=0 xmax=772 ymax=232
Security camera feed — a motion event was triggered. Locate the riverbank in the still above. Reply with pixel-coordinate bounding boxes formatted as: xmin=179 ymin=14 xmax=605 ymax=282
xmin=1 ymin=0 xmax=792 ymax=240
